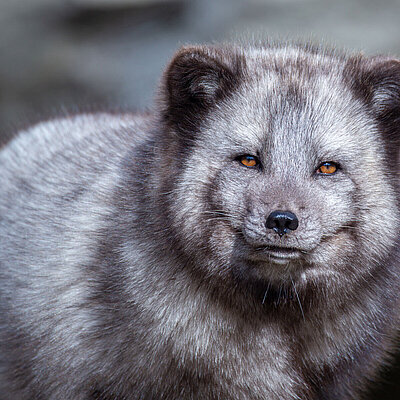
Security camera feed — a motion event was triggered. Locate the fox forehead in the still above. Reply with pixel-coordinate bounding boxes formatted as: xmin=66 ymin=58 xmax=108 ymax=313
xmin=199 ymin=68 xmax=377 ymax=167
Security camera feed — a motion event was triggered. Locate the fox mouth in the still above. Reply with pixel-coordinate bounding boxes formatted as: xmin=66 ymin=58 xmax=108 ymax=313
xmin=249 ymin=245 xmax=303 ymax=264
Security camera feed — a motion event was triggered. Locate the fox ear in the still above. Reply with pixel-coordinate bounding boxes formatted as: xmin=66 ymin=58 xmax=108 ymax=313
xmin=365 ymin=58 xmax=400 ymax=119
xmin=162 ymin=46 xmax=243 ymax=130
xmin=348 ymin=57 xmax=400 ymax=154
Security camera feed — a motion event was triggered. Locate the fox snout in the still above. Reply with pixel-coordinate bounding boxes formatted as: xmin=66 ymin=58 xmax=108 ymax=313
xmin=265 ymin=210 xmax=299 ymax=237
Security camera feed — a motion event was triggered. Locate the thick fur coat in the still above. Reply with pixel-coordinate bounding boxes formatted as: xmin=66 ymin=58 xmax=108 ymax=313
xmin=0 ymin=43 xmax=400 ymax=399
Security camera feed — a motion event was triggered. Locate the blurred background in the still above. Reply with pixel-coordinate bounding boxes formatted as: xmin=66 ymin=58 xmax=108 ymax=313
xmin=1 ymin=0 xmax=400 ymax=141
xmin=0 ymin=0 xmax=399 ymax=397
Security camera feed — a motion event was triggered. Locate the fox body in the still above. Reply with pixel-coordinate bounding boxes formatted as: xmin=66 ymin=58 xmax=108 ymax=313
xmin=0 ymin=43 xmax=400 ymax=399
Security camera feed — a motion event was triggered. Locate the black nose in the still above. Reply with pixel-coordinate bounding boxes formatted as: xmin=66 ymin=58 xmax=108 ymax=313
xmin=266 ymin=210 xmax=299 ymax=236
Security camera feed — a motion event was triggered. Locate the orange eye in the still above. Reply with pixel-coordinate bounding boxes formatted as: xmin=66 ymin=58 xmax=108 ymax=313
xmin=317 ymin=162 xmax=338 ymax=175
xmin=239 ymin=155 xmax=258 ymax=168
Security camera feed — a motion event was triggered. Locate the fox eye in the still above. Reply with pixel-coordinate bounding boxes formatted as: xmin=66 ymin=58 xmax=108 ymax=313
xmin=317 ymin=162 xmax=338 ymax=175
xmin=238 ymin=155 xmax=259 ymax=168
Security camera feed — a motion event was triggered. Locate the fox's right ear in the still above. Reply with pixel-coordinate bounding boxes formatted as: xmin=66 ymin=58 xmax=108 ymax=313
xmin=347 ymin=57 xmax=400 ymax=157
xmin=161 ymin=46 xmax=244 ymax=133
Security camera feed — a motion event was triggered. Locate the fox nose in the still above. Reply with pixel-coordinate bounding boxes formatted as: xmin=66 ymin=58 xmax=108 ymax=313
xmin=266 ymin=210 xmax=299 ymax=236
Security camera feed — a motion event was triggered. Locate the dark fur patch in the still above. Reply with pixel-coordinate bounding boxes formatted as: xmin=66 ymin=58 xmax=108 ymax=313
xmin=161 ymin=46 xmax=245 ymax=147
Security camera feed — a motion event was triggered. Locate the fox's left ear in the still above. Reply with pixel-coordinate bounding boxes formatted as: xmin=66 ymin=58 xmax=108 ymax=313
xmin=347 ymin=57 xmax=400 ymax=154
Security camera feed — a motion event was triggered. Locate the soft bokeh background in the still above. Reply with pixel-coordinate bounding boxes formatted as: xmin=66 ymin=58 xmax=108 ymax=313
xmin=2 ymin=0 xmax=400 ymax=140
xmin=1 ymin=0 xmax=399 ymax=397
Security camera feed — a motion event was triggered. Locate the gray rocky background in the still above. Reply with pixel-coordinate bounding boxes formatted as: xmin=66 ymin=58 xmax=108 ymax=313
xmin=0 ymin=0 xmax=399 ymax=397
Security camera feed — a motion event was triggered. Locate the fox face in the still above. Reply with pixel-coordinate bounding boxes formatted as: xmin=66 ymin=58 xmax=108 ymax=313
xmin=160 ymin=45 xmax=400 ymax=292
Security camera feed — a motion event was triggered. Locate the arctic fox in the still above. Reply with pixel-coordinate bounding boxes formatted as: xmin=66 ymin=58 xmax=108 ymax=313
xmin=0 ymin=43 xmax=399 ymax=399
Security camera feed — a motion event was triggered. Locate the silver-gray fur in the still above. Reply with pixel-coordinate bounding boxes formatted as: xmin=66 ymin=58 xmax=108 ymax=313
xmin=0 ymin=42 xmax=400 ymax=399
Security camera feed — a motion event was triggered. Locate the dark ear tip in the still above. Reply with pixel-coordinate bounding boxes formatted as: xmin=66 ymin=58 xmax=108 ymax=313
xmin=168 ymin=46 xmax=201 ymax=64
xmin=365 ymin=57 xmax=400 ymax=81
xmin=166 ymin=45 xmax=215 ymax=73
xmin=368 ymin=56 xmax=400 ymax=67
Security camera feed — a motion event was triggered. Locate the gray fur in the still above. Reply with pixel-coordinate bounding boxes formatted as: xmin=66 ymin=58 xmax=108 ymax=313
xmin=0 ymin=43 xmax=400 ymax=399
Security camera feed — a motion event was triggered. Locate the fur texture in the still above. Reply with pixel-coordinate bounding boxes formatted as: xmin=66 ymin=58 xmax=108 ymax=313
xmin=0 ymin=43 xmax=400 ymax=399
